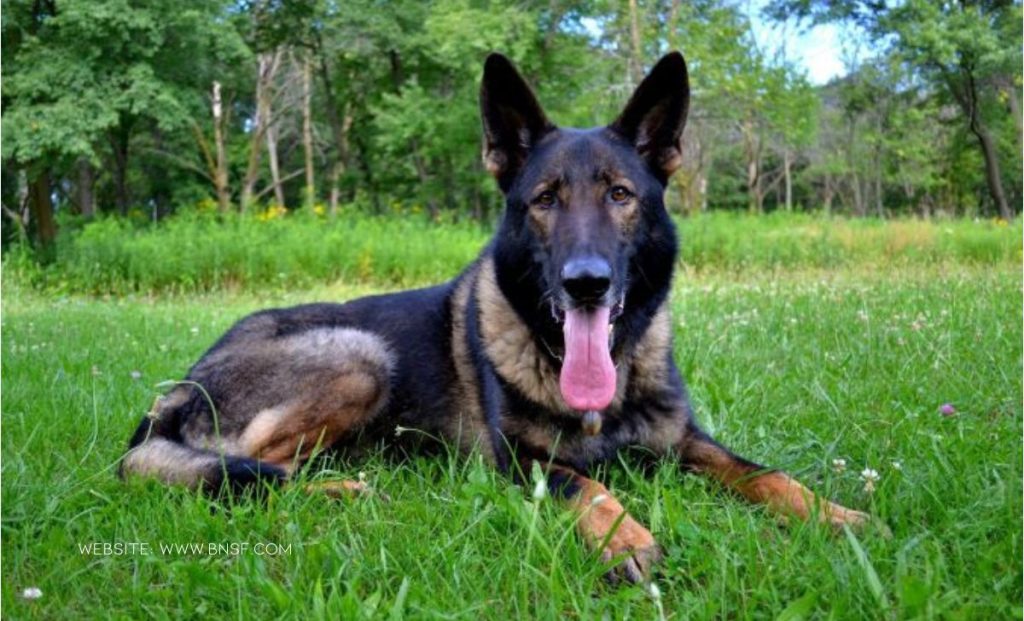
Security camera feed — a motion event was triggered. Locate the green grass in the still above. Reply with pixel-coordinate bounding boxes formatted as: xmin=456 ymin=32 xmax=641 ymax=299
xmin=2 ymin=260 xmax=1020 ymax=619
xmin=5 ymin=211 xmax=1020 ymax=294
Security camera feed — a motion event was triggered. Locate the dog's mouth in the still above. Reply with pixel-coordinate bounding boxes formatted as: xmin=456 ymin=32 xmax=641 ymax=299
xmin=550 ymin=297 xmax=624 ymax=324
xmin=550 ymin=296 xmax=624 ymax=413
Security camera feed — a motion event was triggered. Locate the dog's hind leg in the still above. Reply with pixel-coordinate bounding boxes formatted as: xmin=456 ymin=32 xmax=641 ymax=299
xmin=676 ymin=425 xmax=872 ymax=530
xmin=235 ymin=365 xmax=388 ymax=471
xmin=122 ymin=327 xmax=394 ymax=495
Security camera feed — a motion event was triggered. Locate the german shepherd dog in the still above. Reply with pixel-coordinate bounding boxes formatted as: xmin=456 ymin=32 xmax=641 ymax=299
xmin=122 ymin=52 xmax=871 ymax=582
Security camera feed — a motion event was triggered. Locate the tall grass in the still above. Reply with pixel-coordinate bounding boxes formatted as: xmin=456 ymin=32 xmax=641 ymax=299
xmin=3 ymin=210 xmax=1019 ymax=294
xmin=681 ymin=212 xmax=1020 ymax=269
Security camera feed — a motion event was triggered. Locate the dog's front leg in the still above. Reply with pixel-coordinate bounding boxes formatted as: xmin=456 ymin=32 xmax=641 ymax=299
xmin=675 ymin=425 xmax=872 ymax=529
xmin=540 ymin=463 xmax=661 ymax=583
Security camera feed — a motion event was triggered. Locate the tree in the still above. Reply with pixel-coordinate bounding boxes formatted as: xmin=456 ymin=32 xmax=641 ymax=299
xmin=767 ymin=0 xmax=1023 ymax=218
xmin=2 ymin=0 xmax=250 ymax=225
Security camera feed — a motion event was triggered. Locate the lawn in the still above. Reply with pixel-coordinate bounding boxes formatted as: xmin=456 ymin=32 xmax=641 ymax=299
xmin=2 ymin=256 xmax=1021 ymax=618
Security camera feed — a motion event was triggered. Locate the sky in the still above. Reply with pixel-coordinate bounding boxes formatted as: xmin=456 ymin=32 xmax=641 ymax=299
xmin=745 ymin=0 xmax=862 ymax=85
xmin=578 ymin=1 xmax=863 ymax=86
xmin=748 ymin=19 xmax=849 ymax=84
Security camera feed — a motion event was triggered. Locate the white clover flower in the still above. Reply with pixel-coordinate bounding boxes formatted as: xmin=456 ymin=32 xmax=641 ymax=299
xmin=532 ymin=477 xmax=547 ymax=502
xmin=21 ymin=587 xmax=42 ymax=600
xmin=831 ymin=458 xmax=847 ymax=473
xmin=860 ymin=468 xmax=880 ymax=493
xmin=649 ymin=583 xmax=661 ymax=599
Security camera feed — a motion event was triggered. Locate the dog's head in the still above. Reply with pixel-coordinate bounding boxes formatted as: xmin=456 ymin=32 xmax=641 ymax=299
xmin=482 ymin=53 xmax=689 ymax=413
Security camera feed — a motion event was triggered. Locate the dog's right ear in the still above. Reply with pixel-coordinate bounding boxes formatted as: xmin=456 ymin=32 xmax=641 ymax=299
xmin=480 ymin=53 xmax=554 ymax=191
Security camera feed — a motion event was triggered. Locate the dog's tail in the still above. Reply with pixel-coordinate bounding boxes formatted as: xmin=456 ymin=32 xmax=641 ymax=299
xmin=119 ymin=391 xmax=286 ymax=493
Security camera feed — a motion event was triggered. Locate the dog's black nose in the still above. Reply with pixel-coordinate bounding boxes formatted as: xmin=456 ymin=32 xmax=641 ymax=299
xmin=561 ymin=257 xmax=611 ymax=303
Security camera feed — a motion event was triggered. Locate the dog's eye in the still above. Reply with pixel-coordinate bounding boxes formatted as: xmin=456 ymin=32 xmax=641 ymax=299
xmin=534 ymin=191 xmax=557 ymax=208
xmin=608 ymin=186 xmax=632 ymax=203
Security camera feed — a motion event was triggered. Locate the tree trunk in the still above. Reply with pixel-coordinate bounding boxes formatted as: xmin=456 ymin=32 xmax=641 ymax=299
xmin=699 ymin=174 xmax=708 ymax=212
xmin=301 ymin=56 xmax=316 ymax=210
xmin=410 ymin=137 xmax=438 ymax=219
xmin=241 ymin=51 xmax=281 ymax=212
xmin=874 ymin=152 xmax=884 ymax=218
xmin=949 ymin=68 xmax=1011 ymax=219
xmin=28 ymin=169 xmax=56 ymax=258
xmin=325 ymin=107 xmax=353 ymax=217
xmin=265 ymin=123 xmax=286 ymax=207
xmin=823 ymin=174 xmax=834 ymax=215
xmin=851 ymin=172 xmax=865 ymax=216
xmin=353 ymin=127 xmax=380 ymax=213
xmin=311 ymin=36 xmax=354 ymax=217
xmin=328 ymin=161 xmax=343 ymax=217
xmin=212 ymin=81 xmax=231 ymax=213
xmin=741 ymin=118 xmax=762 ymax=214
xmin=110 ymin=124 xmax=131 ymax=216
xmin=972 ymin=122 xmax=1010 ymax=219
xmin=149 ymin=126 xmax=172 ymax=220
xmin=2 ymin=170 xmax=30 ymax=244
xmin=76 ymin=158 xmax=95 ymax=218
xmin=783 ymin=149 xmax=792 ymax=212
xmin=627 ymin=0 xmax=644 ymax=85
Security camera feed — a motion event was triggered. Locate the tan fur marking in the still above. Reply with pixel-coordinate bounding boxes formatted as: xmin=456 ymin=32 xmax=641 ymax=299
xmin=303 ymin=479 xmax=387 ymax=500
xmin=482 ymin=146 xmax=505 ymax=176
xmin=607 ymin=192 xmax=641 ymax=235
xmin=629 ymin=302 xmax=673 ymax=395
xmin=446 ymin=266 xmax=494 ymax=459
xmin=253 ymin=370 xmax=382 ymax=466
xmin=658 ymin=147 xmax=684 ymax=177
xmin=568 ymin=472 xmax=659 ymax=581
xmin=527 ymin=205 xmax=554 ymax=240
xmin=237 ymin=405 xmax=289 ymax=455
xmin=121 ymin=438 xmax=219 ymax=487
xmin=738 ymin=471 xmax=870 ymax=529
xmin=686 ymin=439 xmax=870 ymax=529
xmin=475 ymin=258 xmax=626 ymax=416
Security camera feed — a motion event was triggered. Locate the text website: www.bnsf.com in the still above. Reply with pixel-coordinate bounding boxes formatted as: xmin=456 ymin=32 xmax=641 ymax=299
xmin=77 ymin=541 xmax=293 ymax=556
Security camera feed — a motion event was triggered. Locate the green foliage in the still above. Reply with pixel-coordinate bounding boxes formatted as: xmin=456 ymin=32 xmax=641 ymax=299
xmin=1 ymin=0 xmax=1020 ymax=255
xmin=1 ymin=0 xmax=248 ymax=164
xmin=6 ymin=212 xmax=1019 ymax=295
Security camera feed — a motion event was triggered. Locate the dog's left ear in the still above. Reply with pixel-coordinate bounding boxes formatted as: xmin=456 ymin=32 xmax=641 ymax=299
xmin=609 ymin=52 xmax=690 ymax=183
xmin=480 ymin=53 xmax=555 ymax=191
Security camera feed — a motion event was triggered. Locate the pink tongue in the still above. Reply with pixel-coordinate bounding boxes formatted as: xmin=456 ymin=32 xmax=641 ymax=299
xmin=559 ymin=307 xmax=617 ymax=411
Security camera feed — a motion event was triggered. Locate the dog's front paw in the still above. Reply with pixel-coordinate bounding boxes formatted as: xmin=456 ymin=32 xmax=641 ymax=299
xmin=302 ymin=479 xmax=390 ymax=502
xmin=825 ymin=502 xmax=891 ymax=538
xmin=592 ymin=514 xmax=662 ymax=584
